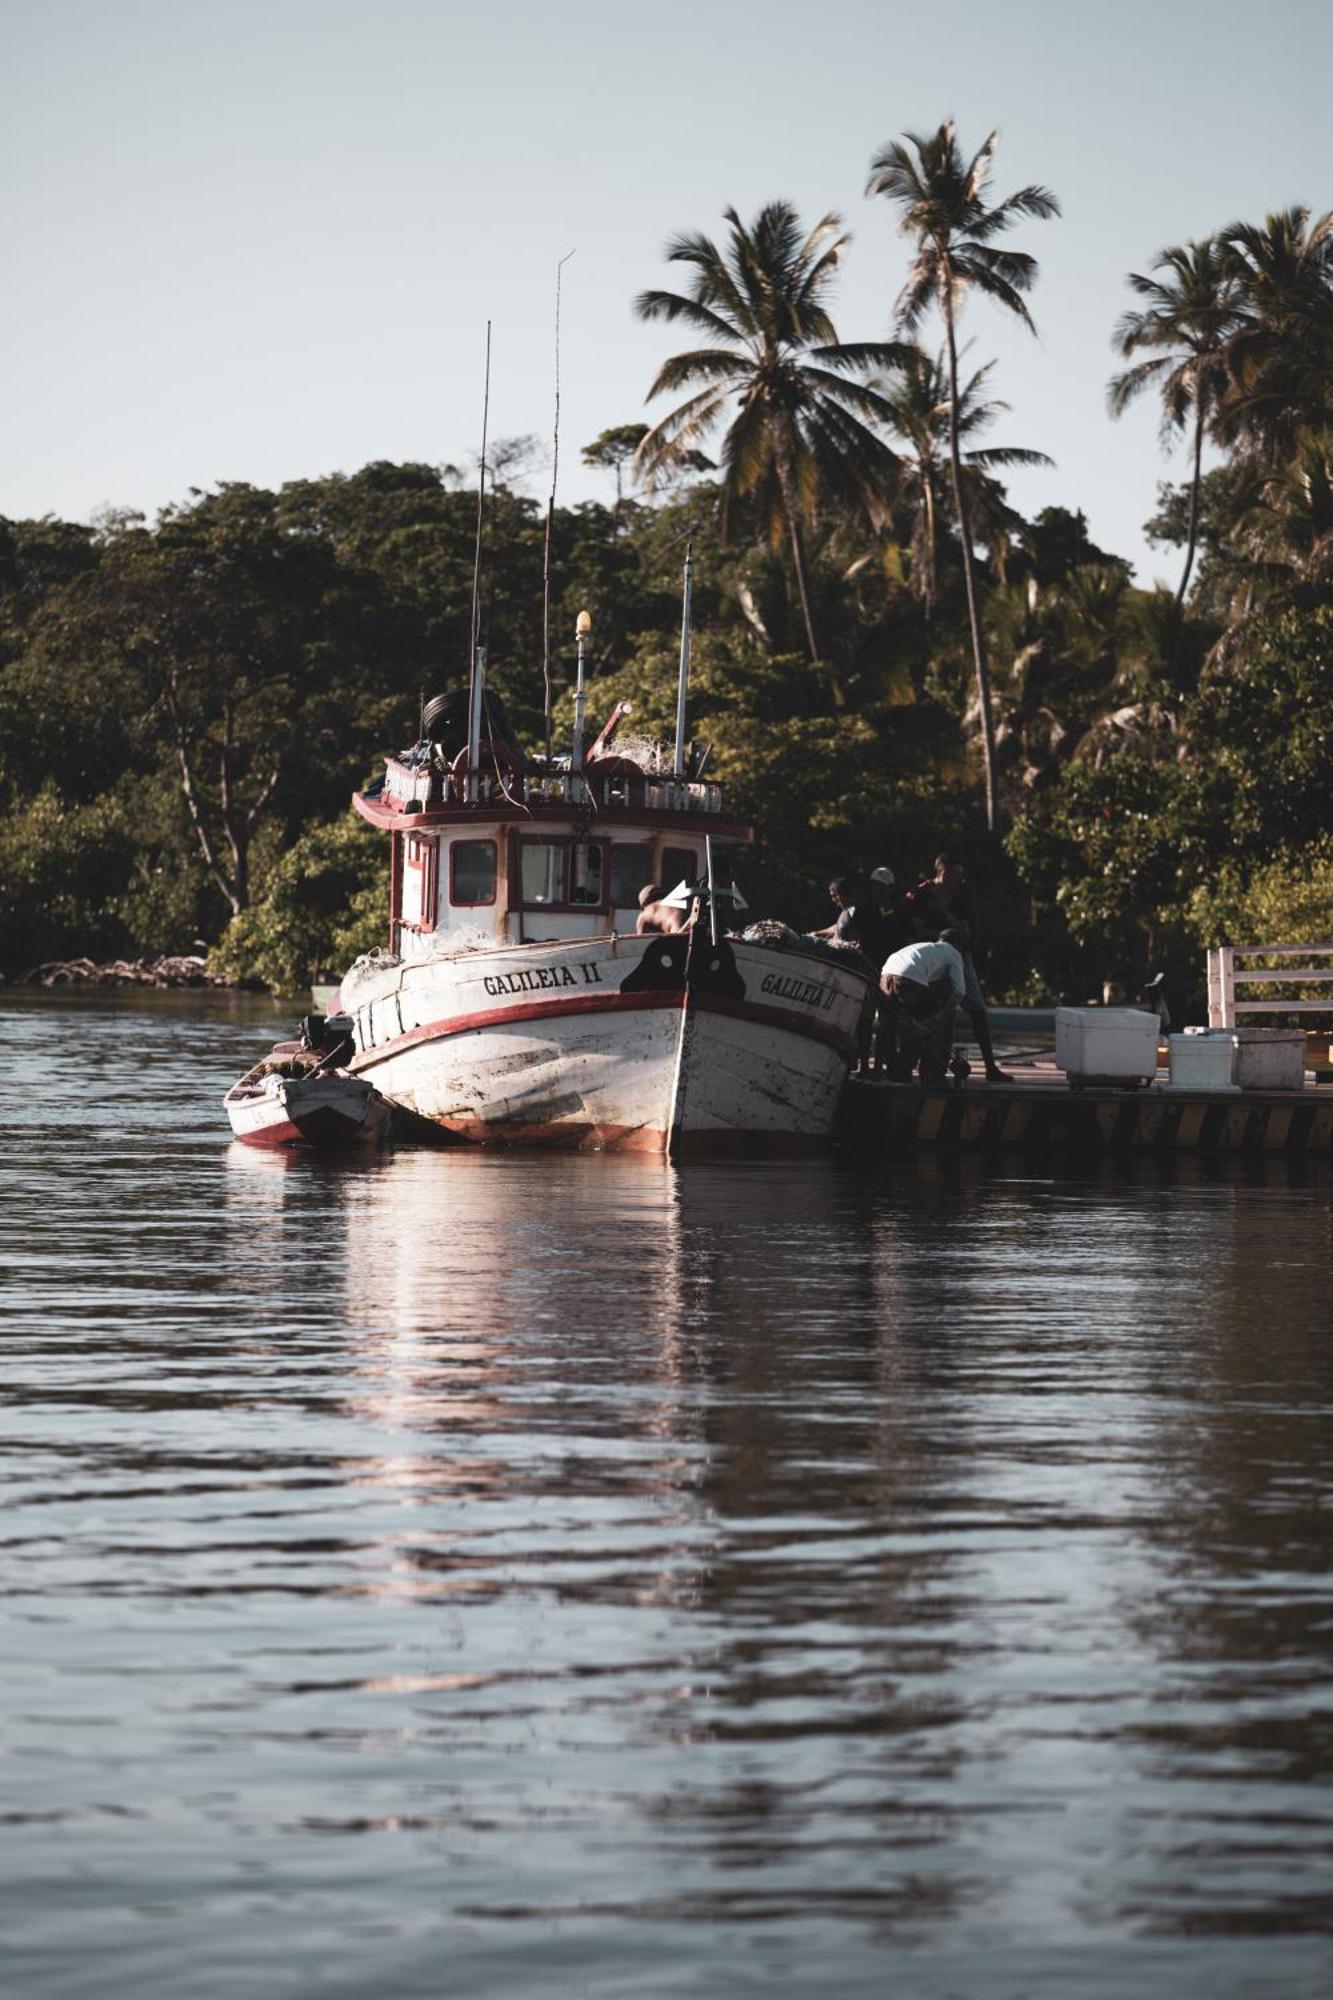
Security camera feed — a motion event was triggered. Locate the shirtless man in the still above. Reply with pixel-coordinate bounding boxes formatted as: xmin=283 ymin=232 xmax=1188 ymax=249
xmin=635 ymin=884 xmax=688 ymax=936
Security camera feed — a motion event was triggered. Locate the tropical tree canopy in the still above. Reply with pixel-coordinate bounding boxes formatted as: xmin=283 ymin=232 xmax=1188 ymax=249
xmin=633 ymin=201 xmax=908 ymax=675
xmin=1218 ymin=206 xmax=1333 ymax=457
xmin=865 ymin=120 xmax=1060 ymax=335
xmin=872 ymin=342 xmax=1051 ymax=608
xmin=1109 ymin=237 xmax=1243 ymax=604
xmin=866 ymin=119 xmax=1060 ymax=829
xmin=1 ymin=136 xmax=1328 ymax=1012
xmin=634 ymin=201 xmax=905 ymax=538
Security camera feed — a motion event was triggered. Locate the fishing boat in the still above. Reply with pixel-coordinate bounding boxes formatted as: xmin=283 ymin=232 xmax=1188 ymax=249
xmin=334 ymin=593 xmax=873 ymax=1156
xmin=224 ymin=1036 xmax=391 ymax=1149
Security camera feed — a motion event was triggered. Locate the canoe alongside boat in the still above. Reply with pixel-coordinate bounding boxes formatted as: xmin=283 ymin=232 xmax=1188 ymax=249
xmin=223 ymin=1040 xmax=390 ymax=1149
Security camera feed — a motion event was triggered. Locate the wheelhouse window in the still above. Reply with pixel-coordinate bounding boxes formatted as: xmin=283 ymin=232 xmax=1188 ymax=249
xmin=516 ymin=837 xmax=611 ymax=910
xmin=519 ymin=840 xmax=564 ymax=906
xmin=610 ymin=842 xmax=652 ymax=908
xmin=400 ymin=831 xmax=438 ymax=931
xmin=568 ymin=839 xmax=604 ymax=907
xmin=451 ymin=838 xmax=497 ymax=906
xmin=660 ymin=846 xmax=699 ymax=895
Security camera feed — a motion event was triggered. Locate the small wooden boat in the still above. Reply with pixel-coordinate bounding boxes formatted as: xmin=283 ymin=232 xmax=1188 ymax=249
xmin=224 ymin=1039 xmax=390 ymax=1149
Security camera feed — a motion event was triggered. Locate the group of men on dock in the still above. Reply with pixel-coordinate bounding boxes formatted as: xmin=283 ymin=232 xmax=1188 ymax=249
xmin=632 ymin=849 xmax=1007 ymax=1089
xmin=816 ymin=855 xmax=1008 ymax=1087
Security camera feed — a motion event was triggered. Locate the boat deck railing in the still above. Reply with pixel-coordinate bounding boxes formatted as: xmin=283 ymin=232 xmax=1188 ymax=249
xmin=519 ymin=771 xmax=726 ymax=815
xmin=379 ymin=755 xmax=725 ymax=818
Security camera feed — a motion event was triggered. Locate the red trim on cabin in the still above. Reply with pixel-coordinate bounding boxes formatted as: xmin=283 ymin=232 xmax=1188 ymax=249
xmin=347 ymin=985 xmax=855 ymax=1072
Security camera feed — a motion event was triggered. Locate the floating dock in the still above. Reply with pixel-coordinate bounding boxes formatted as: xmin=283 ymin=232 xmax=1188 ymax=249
xmin=839 ymin=1058 xmax=1333 ymax=1159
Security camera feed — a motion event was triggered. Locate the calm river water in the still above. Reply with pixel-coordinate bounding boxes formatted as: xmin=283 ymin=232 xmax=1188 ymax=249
xmin=3 ymin=993 xmax=1333 ymax=1997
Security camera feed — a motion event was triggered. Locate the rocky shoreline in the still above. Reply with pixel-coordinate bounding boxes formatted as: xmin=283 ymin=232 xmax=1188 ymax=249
xmin=5 ymin=954 xmax=243 ymax=989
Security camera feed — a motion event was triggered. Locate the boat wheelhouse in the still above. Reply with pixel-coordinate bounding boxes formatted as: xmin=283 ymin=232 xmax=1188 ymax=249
xmin=351 ymin=684 xmax=748 ymax=958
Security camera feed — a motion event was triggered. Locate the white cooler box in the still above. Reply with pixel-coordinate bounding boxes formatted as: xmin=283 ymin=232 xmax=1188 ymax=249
xmin=1055 ymin=1007 xmax=1160 ymax=1088
xmin=1235 ymin=1028 xmax=1307 ymax=1091
xmin=1165 ymin=1029 xmax=1238 ymax=1091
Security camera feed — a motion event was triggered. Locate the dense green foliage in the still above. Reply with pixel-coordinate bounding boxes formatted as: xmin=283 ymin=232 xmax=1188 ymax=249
xmin=1 ymin=150 xmax=1328 ymax=1001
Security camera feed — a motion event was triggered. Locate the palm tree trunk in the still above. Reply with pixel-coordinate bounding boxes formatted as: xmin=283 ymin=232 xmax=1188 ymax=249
xmin=944 ymin=302 xmax=999 ymax=830
xmin=922 ymin=458 xmax=938 ymax=618
xmin=1175 ymin=401 xmax=1205 ymax=608
xmin=780 ymin=472 xmax=844 ymax=706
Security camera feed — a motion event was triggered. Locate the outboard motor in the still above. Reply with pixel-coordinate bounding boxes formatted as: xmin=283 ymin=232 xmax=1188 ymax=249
xmin=299 ymin=1013 xmax=355 ymax=1064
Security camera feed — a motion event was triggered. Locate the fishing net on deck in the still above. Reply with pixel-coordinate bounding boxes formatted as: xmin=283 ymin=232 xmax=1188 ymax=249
xmin=738 ymin=921 xmax=875 ymax=976
xmin=739 ymin=919 xmax=800 ymax=946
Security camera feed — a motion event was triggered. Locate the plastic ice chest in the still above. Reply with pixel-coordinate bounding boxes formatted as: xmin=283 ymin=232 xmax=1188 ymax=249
xmin=1054 ymin=1007 xmax=1160 ymax=1088
xmin=1234 ymin=1028 xmax=1307 ymax=1092
xmin=1165 ymin=1030 xmax=1238 ymax=1091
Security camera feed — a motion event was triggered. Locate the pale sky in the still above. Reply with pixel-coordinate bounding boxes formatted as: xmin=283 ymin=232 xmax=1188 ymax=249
xmin=2 ymin=0 xmax=1328 ymax=582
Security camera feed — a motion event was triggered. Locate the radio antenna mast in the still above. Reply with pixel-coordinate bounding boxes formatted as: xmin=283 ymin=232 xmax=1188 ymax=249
xmin=542 ymin=250 xmax=576 ymax=767
xmin=469 ymin=320 xmax=492 ymax=669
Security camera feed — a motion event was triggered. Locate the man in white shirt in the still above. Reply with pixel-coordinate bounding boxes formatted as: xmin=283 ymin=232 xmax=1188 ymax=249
xmin=879 ymin=932 xmax=967 ymax=1084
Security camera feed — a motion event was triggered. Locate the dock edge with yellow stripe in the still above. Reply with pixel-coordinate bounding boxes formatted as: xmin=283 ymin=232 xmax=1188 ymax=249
xmin=838 ymin=1078 xmax=1333 ymax=1157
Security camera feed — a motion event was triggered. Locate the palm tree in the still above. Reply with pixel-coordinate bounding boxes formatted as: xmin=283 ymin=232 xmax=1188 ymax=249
xmin=1218 ymin=207 xmax=1333 ymax=460
xmin=581 ymin=424 xmax=649 ymax=511
xmin=874 ymin=343 xmax=1051 ymax=613
xmin=1231 ymin=431 xmax=1333 ymax=599
xmin=1109 ymin=238 xmax=1242 ymax=607
xmin=633 ymin=202 xmax=905 ymax=688
xmin=987 ymin=563 xmax=1131 ymax=778
xmin=866 ymin=119 xmax=1059 ymax=830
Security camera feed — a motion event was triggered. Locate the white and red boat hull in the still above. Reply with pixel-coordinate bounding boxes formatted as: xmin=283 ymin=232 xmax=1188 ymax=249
xmin=338 ymin=932 xmax=869 ymax=1155
xmin=224 ymin=1070 xmax=390 ymax=1149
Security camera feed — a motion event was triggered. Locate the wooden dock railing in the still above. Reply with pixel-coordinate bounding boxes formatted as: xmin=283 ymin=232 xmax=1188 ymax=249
xmin=1206 ymin=944 xmax=1333 ymax=1028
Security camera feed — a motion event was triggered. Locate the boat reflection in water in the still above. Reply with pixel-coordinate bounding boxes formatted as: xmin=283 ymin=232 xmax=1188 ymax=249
xmin=12 ymin=992 xmax=1333 ymax=1991
xmin=208 ymin=1135 xmax=1333 ymax=1982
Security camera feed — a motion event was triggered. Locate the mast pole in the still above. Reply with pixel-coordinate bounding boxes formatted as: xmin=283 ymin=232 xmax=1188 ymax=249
xmin=704 ymin=835 xmax=719 ymax=947
xmin=467 ymin=646 xmax=485 ymax=805
xmin=466 ymin=322 xmax=492 ymax=810
xmin=672 ymin=542 xmax=693 ymax=782
xmin=571 ymin=610 xmax=591 ymax=781
xmin=542 ymin=251 xmax=576 ymax=768
xmin=469 ymin=321 xmax=491 ymax=670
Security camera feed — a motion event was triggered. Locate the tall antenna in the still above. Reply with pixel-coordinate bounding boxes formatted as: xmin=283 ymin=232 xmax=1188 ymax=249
xmin=541 ymin=250 xmax=576 ymax=766
xmin=469 ymin=320 xmax=492 ymax=668
xmin=673 ymin=541 xmax=694 ymax=780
